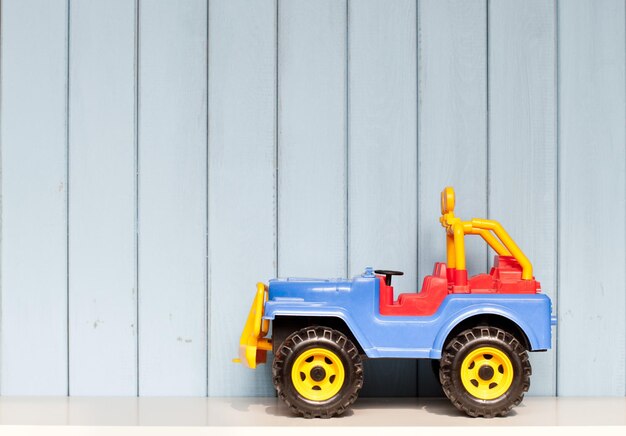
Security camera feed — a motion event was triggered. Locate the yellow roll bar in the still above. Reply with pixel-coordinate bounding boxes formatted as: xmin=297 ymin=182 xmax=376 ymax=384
xmin=440 ymin=187 xmax=533 ymax=280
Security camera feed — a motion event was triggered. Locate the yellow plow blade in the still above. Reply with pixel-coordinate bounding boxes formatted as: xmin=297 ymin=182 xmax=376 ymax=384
xmin=234 ymin=282 xmax=271 ymax=369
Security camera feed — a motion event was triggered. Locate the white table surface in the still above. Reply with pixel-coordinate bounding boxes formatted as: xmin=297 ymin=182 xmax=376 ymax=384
xmin=0 ymin=396 xmax=624 ymax=435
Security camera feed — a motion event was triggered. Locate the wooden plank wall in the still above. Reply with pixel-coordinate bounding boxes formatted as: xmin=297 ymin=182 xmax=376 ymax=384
xmin=67 ymin=0 xmax=137 ymax=395
xmin=278 ymin=0 xmax=347 ymax=280
xmin=1 ymin=0 xmax=625 ymax=397
xmin=558 ymin=0 xmax=625 ymax=395
xmin=137 ymin=0 xmax=208 ymax=395
xmin=0 ymin=0 xmax=69 ymax=395
xmin=349 ymin=0 xmax=418 ymax=397
xmin=417 ymin=0 xmax=487 ymax=396
xmin=207 ymin=0 xmax=277 ymax=396
xmin=489 ymin=0 xmax=557 ymax=396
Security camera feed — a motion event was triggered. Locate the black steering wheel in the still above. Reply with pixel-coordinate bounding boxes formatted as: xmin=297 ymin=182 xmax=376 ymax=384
xmin=374 ymin=270 xmax=404 ymax=286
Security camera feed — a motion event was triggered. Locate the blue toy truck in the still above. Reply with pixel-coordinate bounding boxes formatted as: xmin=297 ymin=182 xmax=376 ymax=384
xmin=234 ymin=187 xmax=556 ymax=418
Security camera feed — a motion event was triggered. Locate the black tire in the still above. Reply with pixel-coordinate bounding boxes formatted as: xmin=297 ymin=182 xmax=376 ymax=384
xmin=272 ymin=326 xmax=364 ymax=418
xmin=439 ymin=326 xmax=531 ymax=418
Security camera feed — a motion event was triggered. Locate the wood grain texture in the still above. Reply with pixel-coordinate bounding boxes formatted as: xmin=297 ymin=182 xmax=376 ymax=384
xmin=137 ymin=0 xmax=208 ymax=396
xmin=348 ymin=0 xmax=418 ymax=397
xmin=558 ymin=0 xmax=625 ymax=395
xmin=417 ymin=0 xmax=487 ymax=396
xmin=488 ymin=0 xmax=557 ymax=396
xmin=207 ymin=0 xmax=277 ymax=396
xmin=1 ymin=0 xmax=625 ymax=398
xmin=277 ymin=0 xmax=347 ymax=279
xmin=68 ymin=0 xmax=137 ymax=395
xmin=0 ymin=0 xmax=68 ymax=394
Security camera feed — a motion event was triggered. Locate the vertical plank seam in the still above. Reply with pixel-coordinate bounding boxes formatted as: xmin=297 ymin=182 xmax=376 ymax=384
xmin=275 ymin=0 xmax=280 ymax=278
xmin=205 ymin=0 xmax=210 ymax=398
xmin=134 ymin=0 xmax=140 ymax=397
xmin=415 ymin=0 xmax=420 ymax=396
xmin=66 ymin=0 xmax=72 ymax=396
xmin=415 ymin=0 xmax=420 ymax=292
xmin=554 ymin=0 xmax=560 ymax=397
xmin=623 ymin=2 xmax=626 ymax=395
xmin=485 ymin=0 xmax=490 ymax=227
xmin=345 ymin=0 xmax=350 ymax=279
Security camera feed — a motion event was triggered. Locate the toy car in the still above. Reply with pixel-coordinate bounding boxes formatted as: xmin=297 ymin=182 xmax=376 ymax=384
xmin=234 ymin=187 xmax=556 ymax=418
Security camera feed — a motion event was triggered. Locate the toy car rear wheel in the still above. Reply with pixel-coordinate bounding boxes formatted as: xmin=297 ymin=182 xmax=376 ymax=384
xmin=439 ymin=326 xmax=531 ymax=417
xmin=272 ymin=326 xmax=364 ymax=418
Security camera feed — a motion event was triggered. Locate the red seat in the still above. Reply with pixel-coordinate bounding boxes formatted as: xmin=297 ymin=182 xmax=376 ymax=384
xmin=379 ymin=263 xmax=450 ymax=316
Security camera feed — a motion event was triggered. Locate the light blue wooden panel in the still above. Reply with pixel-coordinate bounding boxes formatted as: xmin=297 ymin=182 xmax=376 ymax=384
xmin=417 ymin=0 xmax=487 ymax=397
xmin=277 ymin=0 xmax=347 ymax=278
xmin=138 ymin=0 xmax=207 ymax=396
xmin=68 ymin=0 xmax=137 ymax=395
xmin=208 ymin=0 xmax=277 ymax=396
xmin=0 ymin=0 xmax=68 ymax=395
xmin=348 ymin=0 xmax=418 ymax=397
xmin=558 ymin=0 xmax=625 ymax=396
xmin=489 ymin=0 xmax=557 ymax=396
xmin=1 ymin=0 xmax=625 ymax=399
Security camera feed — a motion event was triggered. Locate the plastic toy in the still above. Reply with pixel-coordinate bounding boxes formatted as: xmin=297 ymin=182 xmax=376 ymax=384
xmin=234 ymin=187 xmax=556 ymax=418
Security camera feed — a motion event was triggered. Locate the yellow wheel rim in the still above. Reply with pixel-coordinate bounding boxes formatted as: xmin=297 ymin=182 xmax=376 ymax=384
xmin=291 ymin=348 xmax=345 ymax=401
xmin=460 ymin=346 xmax=514 ymax=400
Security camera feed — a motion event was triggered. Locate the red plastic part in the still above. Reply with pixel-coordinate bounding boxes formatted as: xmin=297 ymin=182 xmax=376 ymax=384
xmin=379 ymin=263 xmax=450 ymax=316
xmin=467 ymin=256 xmax=539 ymax=294
xmin=379 ymin=256 xmax=540 ymax=317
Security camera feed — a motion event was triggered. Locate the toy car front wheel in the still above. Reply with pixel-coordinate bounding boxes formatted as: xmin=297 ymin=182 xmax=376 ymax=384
xmin=272 ymin=326 xmax=364 ymax=418
xmin=439 ymin=326 xmax=531 ymax=417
